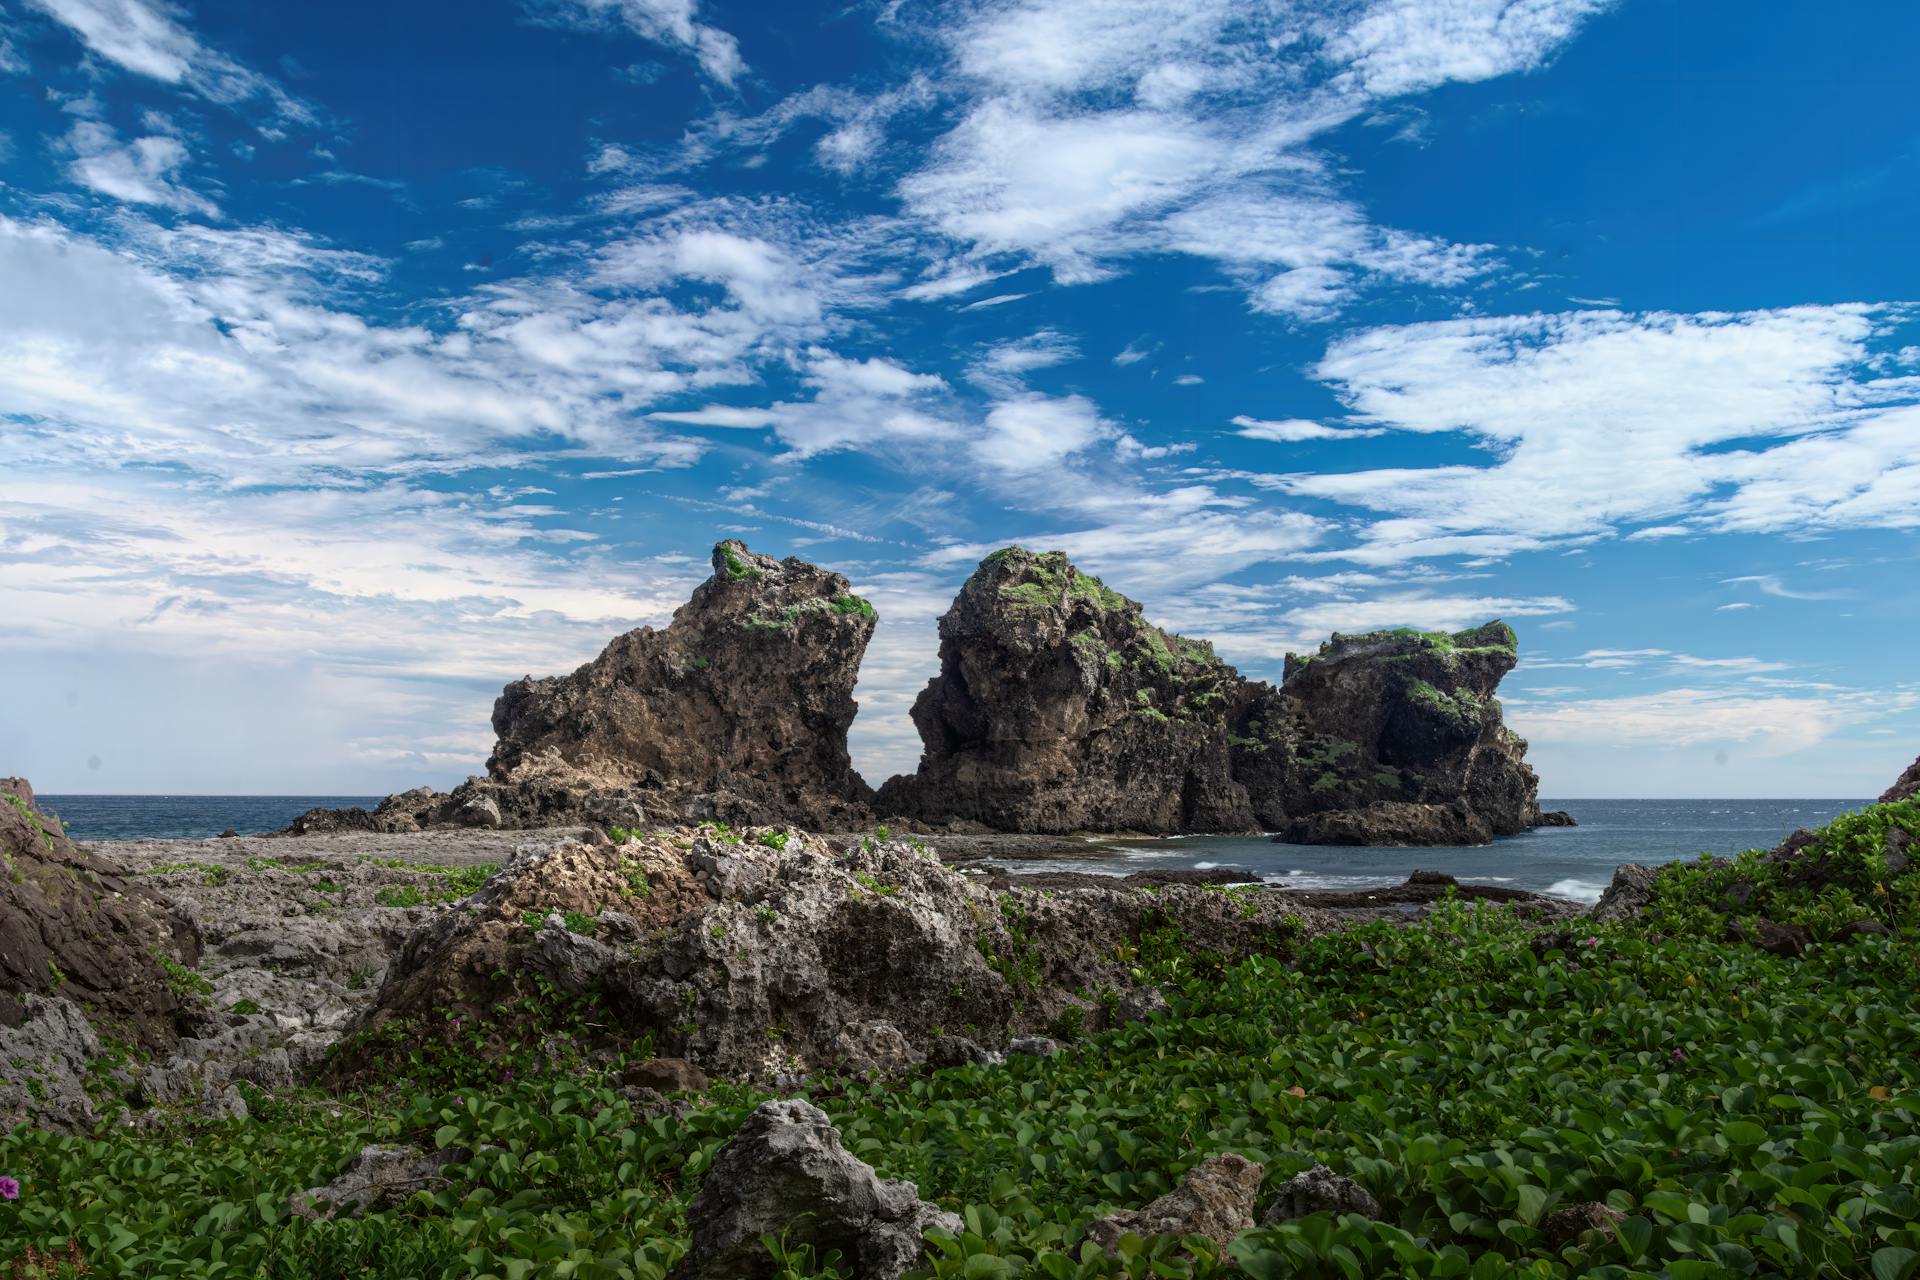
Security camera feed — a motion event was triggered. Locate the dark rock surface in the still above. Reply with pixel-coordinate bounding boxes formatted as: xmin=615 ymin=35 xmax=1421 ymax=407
xmin=1261 ymin=1164 xmax=1384 ymax=1224
xmin=289 ymin=1143 xmax=480 ymax=1220
xmin=0 ymin=777 xmax=199 ymax=1054
xmin=1084 ymin=1153 xmax=1264 ymax=1254
xmin=288 ymin=541 xmax=879 ymax=834
xmin=1255 ymin=621 xmax=1546 ymax=845
xmin=1881 ymin=755 xmax=1920 ymax=804
xmin=877 ymin=547 xmax=1548 ymax=842
xmin=875 ymin=548 xmax=1254 ymax=834
xmin=1541 ymin=1202 xmax=1625 ymax=1249
xmin=671 ymin=1098 xmax=960 ymax=1280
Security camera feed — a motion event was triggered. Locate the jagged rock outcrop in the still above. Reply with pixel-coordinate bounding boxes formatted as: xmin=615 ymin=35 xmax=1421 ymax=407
xmin=331 ymin=828 xmax=1334 ymax=1085
xmin=1247 ymin=622 xmax=1545 ymax=844
xmin=877 ymin=548 xmax=1254 ymax=833
xmin=288 ymin=542 xmax=880 ymax=834
xmin=1882 ymin=755 xmax=1920 ymax=804
xmin=0 ymin=778 xmax=199 ymax=1058
xmin=672 ymin=1098 xmax=960 ymax=1280
xmin=878 ymin=547 xmax=1549 ymax=843
xmin=1261 ymin=1164 xmax=1385 ymax=1224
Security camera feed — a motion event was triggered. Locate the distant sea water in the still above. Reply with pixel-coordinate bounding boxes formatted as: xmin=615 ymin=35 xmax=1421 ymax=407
xmin=37 ymin=795 xmax=383 ymax=842
xmin=37 ymin=795 xmax=1871 ymax=904
xmin=982 ymin=798 xmax=1875 ymax=904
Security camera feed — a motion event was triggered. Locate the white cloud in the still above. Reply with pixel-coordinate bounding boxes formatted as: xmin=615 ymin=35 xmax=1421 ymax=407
xmin=61 ymin=120 xmax=219 ymax=216
xmin=1269 ymin=304 xmax=1920 ymax=561
xmin=1232 ymin=414 xmax=1387 ymax=443
xmin=1507 ymin=685 xmax=1917 ymax=755
xmin=27 ymin=0 xmax=311 ymax=119
xmin=976 ymin=392 xmax=1111 ymax=472
xmin=534 ymin=0 xmax=744 ymax=84
xmin=1325 ymin=0 xmax=1613 ymax=98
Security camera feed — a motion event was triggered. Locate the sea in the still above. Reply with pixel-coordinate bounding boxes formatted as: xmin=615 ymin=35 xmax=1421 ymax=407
xmin=37 ymin=794 xmax=1870 ymax=905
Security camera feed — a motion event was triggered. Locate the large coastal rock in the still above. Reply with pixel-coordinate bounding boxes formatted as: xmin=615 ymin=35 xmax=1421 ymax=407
xmin=331 ymin=828 xmax=1332 ymax=1085
xmin=1881 ymin=755 xmax=1920 ymax=804
xmin=1252 ymin=622 xmax=1546 ymax=844
xmin=290 ymin=542 xmax=880 ymax=833
xmin=876 ymin=549 xmax=1254 ymax=833
xmin=877 ymin=547 xmax=1547 ymax=843
xmin=0 ymin=778 xmax=199 ymax=1055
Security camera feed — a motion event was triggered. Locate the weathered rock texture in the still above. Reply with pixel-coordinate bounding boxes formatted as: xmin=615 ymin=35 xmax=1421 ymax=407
xmin=0 ymin=778 xmax=199 ymax=1053
xmin=877 ymin=549 xmax=1253 ymax=833
xmin=878 ymin=547 xmax=1547 ymax=842
xmin=333 ymin=828 xmax=1332 ymax=1084
xmin=1882 ymin=755 xmax=1920 ymax=804
xmin=672 ymin=1098 xmax=960 ymax=1280
xmin=289 ymin=541 xmax=878 ymax=834
xmin=1261 ymin=1164 xmax=1384 ymax=1224
xmin=1085 ymin=1153 xmax=1265 ymax=1254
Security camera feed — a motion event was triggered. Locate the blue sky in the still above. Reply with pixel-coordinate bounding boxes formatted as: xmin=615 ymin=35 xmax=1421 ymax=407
xmin=0 ymin=0 xmax=1915 ymax=798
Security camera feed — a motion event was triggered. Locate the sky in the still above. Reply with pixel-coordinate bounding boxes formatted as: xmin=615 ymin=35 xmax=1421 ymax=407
xmin=0 ymin=0 xmax=1915 ymax=799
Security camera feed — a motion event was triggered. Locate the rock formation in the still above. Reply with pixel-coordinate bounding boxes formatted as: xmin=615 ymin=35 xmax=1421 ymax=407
xmin=1881 ymin=755 xmax=1920 ymax=804
xmin=332 ymin=827 xmax=1334 ymax=1085
xmin=1250 ymin=622 xmax=1547 ymax=845
xmin=291 ymin=541 xmax=1556 ymax=844
xmin=1261 ymin=1164 xmax=1385 ymax=1225
xmin=878 ymin=547 xmax=1551 ymax=843
xmin=1084 ymin=1153 xmax=1265 ymax=1254
xmin=0 ymin=778 xmax=199 ymax=1054
xmin=876 ymin=548 xmax=1254 ymax=832
xmin=288 ymin=541 xmax=879 ymax=833
xmin=671 ymin=1098 xmax=960 ymax=1280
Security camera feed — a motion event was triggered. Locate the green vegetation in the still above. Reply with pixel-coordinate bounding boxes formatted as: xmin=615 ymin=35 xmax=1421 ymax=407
xmin=3 ymin=802 xmax=1917 ymax=1279
xmin=830 ymin=594 xmax=877 ymax=621
xmin=719 ymin=544 xmax=762 ymax=580
xmin=758 ymin=829 xmax=791 ymax=851
xmin=367 ymin=860 xmax=495 ymax=908
xmin=154 ymin=952 xmax=213 ymax=999
xmin=150 ymin=861 xmax=231 ymax=886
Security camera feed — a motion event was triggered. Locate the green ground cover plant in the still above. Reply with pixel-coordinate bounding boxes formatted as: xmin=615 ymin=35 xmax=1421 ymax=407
xmin=1 ymin=802 xmax=1915 ymax=1279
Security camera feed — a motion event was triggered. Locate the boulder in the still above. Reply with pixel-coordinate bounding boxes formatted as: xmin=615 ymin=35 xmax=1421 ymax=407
xmin=0 ymin=778 xmax=200 ymax=1057
xmin=289 ymin=1144 xmax=479 ymax=1220
xmin=670 ymin=1098 xmax=960 ymax=1280
xmin=1261 ymin=1164 xmax=1384 ymax=1224
xmin=1084 ymin=1153 xmax=1265 ymax=1254
xmin=1535 ymin=810 xmax=1578 ymax=827
xmin=0 ymin=996 xmax=102 ymax=1132
xmin=623 ymin=1057 xmax=708 ymax=1094
xmin=1277 ymin=801 xmax=1492 ymax=847
xmin=1589 ymin=864 xmax=1659 ymax=923
xmin=1541 ymin=1202 xmax=1626 ymax=1249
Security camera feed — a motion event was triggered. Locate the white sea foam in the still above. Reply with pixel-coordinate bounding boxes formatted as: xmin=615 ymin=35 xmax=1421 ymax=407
xmin=1546 ymin=877 xmax=1605 ymax=904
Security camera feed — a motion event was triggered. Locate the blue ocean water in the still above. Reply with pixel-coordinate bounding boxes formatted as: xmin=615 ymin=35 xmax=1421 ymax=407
xmin=36 ymin=795 xmax=1871 ymax=904
xmin=37 ymin=795 xmax=383 ymax=841
xmin=985 ymin=798 xmax=1875 ymax=904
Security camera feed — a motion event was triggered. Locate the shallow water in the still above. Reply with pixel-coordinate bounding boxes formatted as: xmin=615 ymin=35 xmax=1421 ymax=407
xmin=973 ymin=798 xmax=1873 ymax=903
xmin=38 ymin=794 xmax=384 ymax=841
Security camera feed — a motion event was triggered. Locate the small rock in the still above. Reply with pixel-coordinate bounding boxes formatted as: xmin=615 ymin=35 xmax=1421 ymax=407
xmin=1725 ymin=880 xmax=1756 ymax=908
xmin=1405 ymin=870 xmax=1457 ymax=887
xmin=670 ymin=1098 xmax=960 ymax=1280
xmin=1734 ymin=918 xmax=1809 ymax=958
xmin=289 ymin=1144 xmax=477 ymax=1220
xmin=1833 ymin=918 xmax=1891 ymax=941
xmin=624 ymin=1057 xmax=708 ymax=1094
xmin=924 ymin=1036 xmax=996 ymax=1070
xmin=1590 ymin=864 xmax=1658 ymax=923
xmin=1261 ymin=1164 xmax=1383 ymax=1225
xmin=1085 ymin=1153 xmax=1264 ymax=1255
xmin=455 ymin=793 xmax=503 ymax=830
xmin=1535 ymin=810 xmax=1578 ymax=827
xmin=1114 ymin=986 xmax=1169 ymax=1025
xmin=219 ymin=828 xmax=240 ymax=839
xmin=1008 ymin=1036 xmax=1062 ymax=1058
xmin=1541 ymin=1201 xmax=1625 ymax=1249
xmin=1885 ymin=827 xmax=1910 ymax=876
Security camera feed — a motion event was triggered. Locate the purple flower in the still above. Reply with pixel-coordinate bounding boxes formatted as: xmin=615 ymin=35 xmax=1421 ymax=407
xmin=0 ymin=1176 xmax=19 ymax=1201
xmin=1580 ymin=936 xmax=1601 ymax=948
xmin=453 ymin=1097 xmax=464 ymax=1107
xmin=501 ymin=1068 xmax=514 ymax=1082
xmin=1671 ymin=1048 xmax=1685 ymax=1063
